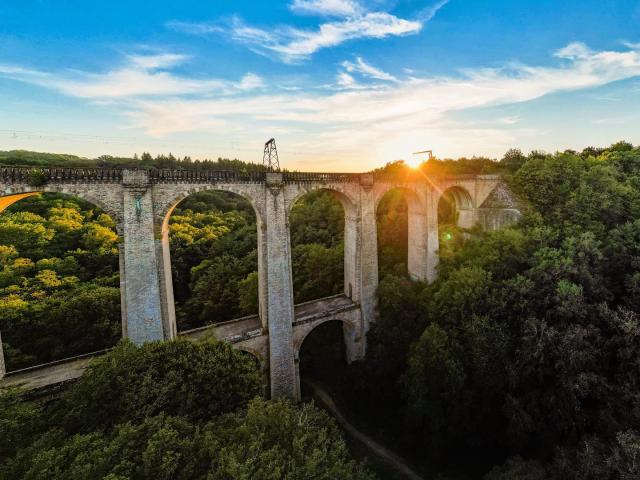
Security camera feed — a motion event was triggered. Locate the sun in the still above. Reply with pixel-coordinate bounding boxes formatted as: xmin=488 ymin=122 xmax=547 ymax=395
xmin=406 ymin=156 xmax=423 ymax=169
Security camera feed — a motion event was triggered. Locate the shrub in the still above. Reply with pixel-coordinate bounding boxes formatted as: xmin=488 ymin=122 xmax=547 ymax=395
xmin=55 ymin=339 xmax=262 ymax=432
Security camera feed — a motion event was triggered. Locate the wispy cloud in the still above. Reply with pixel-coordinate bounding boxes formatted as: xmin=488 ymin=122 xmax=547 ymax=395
xmin=0 ymin=53 xmax=264 ymax=99
xmin=342 ymin=56 xmax=397 ymax=82
xmin=169 ymin=12 xmax=422 ymax=63
xmin=290 ymin=0 xmax=362 ymax=17
xmin=168 ymin=0 xmax=448 ymax=63
xmin=417 ymin=0 xmax=450 ymax=21
xmin=336 ymin=71 xmax=357 ymax=88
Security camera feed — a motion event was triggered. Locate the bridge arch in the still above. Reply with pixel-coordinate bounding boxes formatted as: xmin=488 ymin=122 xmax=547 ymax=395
xmin=293 ymin=317 xmax=359 ymax=355
xmin=374 ymin=185 xmax=429 ymax=281
xmin=236 ymin=344 xmax=266 ymax=367
xmin=156 ymin=186 xmax=263 ymax=339
xmin=0 ymin=190 xmax=122 ymax=375
xmin=293 ymin=317 xmax=360 ymax=399
xmin=286 ymin=185 xmax=358 ymax=218
xmin=287 ymin=187 xmax=360 ymax=303
xmin=373 ymin=185 xmax=426 ymax=216
xmin=0 ymin=186 xmax=123 ymax=225
xmin=437 ymin=185 xmax=475 ymax=229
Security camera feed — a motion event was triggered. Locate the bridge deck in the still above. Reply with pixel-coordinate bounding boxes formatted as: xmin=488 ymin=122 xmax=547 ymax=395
xmin=1 ymin=295 xmax=358 ymax=392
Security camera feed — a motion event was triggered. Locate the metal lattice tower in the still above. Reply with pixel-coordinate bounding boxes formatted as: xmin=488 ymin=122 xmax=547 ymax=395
xmin=263 ymin=138 xmax=280 ymax=171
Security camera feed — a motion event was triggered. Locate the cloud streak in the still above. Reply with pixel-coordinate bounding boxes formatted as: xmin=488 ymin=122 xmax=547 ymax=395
xmin=342 ymin=57 xmax=397 ymax=82
xmin=1 ymin=43 xmax=639 ymax=166
xmin=290 ymin=0 xmax=362 ymax=16
xmin=168 ymin=0 xmax=448 ymax=63
xmin=0 ymin=54 xmax=263 ymax=99
xmin=169 ymin=11 xmax=423 ymax=63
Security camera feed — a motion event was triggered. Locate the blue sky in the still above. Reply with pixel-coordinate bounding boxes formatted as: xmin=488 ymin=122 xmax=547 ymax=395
xmin=1 ymin=0 xmax=639 ymax=170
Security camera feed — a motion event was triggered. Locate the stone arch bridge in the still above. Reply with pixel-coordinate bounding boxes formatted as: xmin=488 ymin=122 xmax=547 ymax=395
xmin=0 ymin=167 xmax=519 ymax=399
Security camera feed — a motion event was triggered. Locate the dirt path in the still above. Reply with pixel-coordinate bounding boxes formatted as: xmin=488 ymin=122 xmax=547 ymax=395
xmin=304 ymin=379 xmax=424 ymax=480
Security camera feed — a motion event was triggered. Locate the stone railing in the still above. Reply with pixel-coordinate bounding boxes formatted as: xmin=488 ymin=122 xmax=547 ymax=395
xmin=149 ymin=169 xmax=266 ymax=183
xmin=283 ymin=172 xmax=361 ymax=183
xmin=372 ymin=171 xmax=487 ymax=182
xmin=0 ymin=167 xmax=122 ymax=183
xmin=0 ymin=167 xmax=500 ymax=185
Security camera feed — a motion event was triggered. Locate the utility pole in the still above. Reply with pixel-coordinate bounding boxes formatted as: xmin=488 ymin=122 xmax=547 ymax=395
xmin=263 ymin=138 xmax=280 ymax=171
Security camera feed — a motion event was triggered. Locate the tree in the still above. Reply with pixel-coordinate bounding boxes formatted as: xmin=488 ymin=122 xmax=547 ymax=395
xmin=55 ymin=339 xmax=262 ymax=432
xmin=238 ymin=271 xmax=259 ymax=315
xmin=291 ymin=243 xmax=343 ymax=303
xmin=1 ymin=400 xmax=376 ymax=480
xmin=203 ymin=398 xmax=375 ymax=480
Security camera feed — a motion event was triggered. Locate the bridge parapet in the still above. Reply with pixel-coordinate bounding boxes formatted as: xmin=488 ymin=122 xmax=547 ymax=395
xmin=372 ymin=171 xmax=500 ymax=183
xmin=0 ymin=166 xmax=504 ymax=187
xmin=150 ymin=169 xmax=266 ymax=184
xmin=0 ymin=166 xmax=123 ymax=183
xmin=283 ymin=172 xmax=361 ymax=183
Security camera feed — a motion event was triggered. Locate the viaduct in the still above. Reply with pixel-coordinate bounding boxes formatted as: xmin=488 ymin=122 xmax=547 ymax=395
xmin=0 ymin=166 xmax=520 ymax=399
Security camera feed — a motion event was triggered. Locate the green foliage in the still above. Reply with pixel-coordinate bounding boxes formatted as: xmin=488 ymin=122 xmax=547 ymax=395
xmin=291 ymin=243 xmax=344 ymax=303
xmin=203 ymin=398 xmax=375 ymax=480
xmin=290 ymin=190 xmax=344 ymax=248
xmin=290 ymin=191 xmax=346 ymax=302
xmin=0 ymin=149 xmax=266 ymax=171
xmin=26 ymin=168 xmax=48 ymax=187
xmin=3 ymin=415 xmax=203 ymax=480
xmin=185 ymin=254 xmax=253 ymax=324
xmin=0 ymin=193 xmax=120 ymax=369
xmin=0 ymin=342 xmax=373 ymax=480
xmin=168 ymin=191 xmax=259 ymax=329
xmin=374 ymin=156 xmax=502 ymax=176
xmin=1 ymin=399 xmax=375 ymax=480
xmin=56 ymin=339 xmax=262 ymax=431
xmin=0 ymin=389 xmax=43 ymax=459
xmin=238 ymin=271 xmax=259 ymax=314
xmin=405 ymin=324 xmax=465 ymax=431
xmin=376 ymin=189 xmax=408 ymax=277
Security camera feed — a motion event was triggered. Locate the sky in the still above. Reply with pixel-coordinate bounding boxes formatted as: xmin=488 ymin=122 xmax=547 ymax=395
xmin=0 ymin=0 xmax=639 ymax=171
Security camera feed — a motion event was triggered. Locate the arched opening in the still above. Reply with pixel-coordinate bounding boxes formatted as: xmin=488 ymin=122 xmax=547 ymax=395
xmin=376 ymin=187 xmax=429 ymax=281
xmin=0 ymin=192 xmax=121 ymax=372
xmin=238 ymin=348 xmax=262 ymax=370
xmin=289 ymin=190 xmax=352 ymax=304
xmin=438 ymin=186 xmax=474 ymax=258
xmin=298 ymin=320 xmax=353 ymax=399
xmin=164 ymin=190 xmax=259 ymax=332
xmin=376 ymin=189 xmax=409 ymax=278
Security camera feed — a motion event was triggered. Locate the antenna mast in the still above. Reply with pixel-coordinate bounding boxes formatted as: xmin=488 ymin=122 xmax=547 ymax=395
xmin=263 ymin=138 xmax=280 ymax=171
